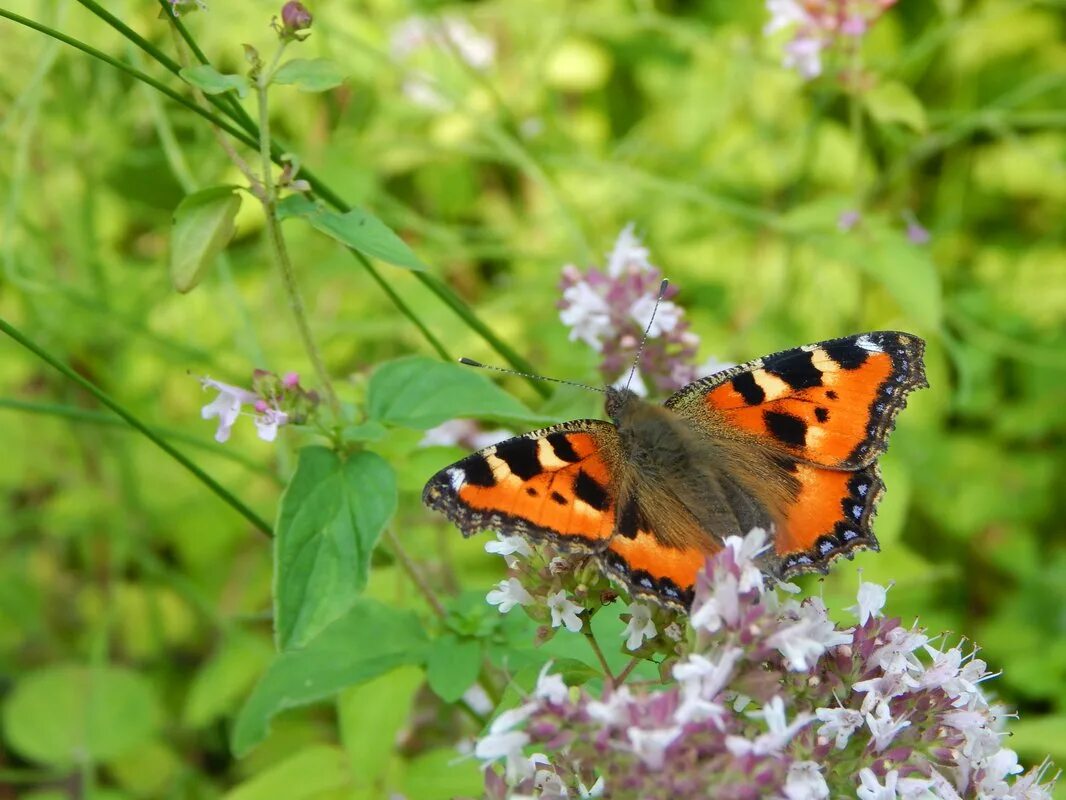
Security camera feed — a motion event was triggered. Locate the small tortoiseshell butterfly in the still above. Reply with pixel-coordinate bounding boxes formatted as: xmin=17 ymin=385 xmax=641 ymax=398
xmin=423 ymin=332 xmax=927 ymax=610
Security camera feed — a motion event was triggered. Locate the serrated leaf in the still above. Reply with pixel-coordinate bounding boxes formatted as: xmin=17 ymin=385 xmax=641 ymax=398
xmin=232 ymin=599 xmax=429 ymax=756
xmin=863 ymin=80 xmax=928 ymax=134
xmin=426 ymin=636 xmax=481 ymax=702
xmin=274 ymin=447 xmax=397 ymax=651
xmin=222 ymin=745 xmax=351 ymax=800
xmin=2 ymin=664 xmax=161 ymax=766
xmin=367 ymin=356 xmax=554 ymax=430
xmin=273 ymin=58 xmax=346 ymax=92
xmin=179 ymin=65 xmax=250 ymax=98
xmin=170 ymin=186 xmax=242 ymax=293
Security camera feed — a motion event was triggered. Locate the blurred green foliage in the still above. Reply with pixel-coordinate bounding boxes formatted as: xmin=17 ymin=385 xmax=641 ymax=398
xmin=0 ymin=0 xmax=1064 ymax=797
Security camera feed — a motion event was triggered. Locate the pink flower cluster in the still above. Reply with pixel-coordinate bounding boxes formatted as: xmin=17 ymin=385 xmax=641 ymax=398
xmin=199 ymin=369 xmax=317 ymax=443
xmin=475 ymin=530 xmax=1057 ymax=799
xmin=557 ymin=225 xmax=727 ymax=396
xmin=765 ymin=0 xmax=899 ymax=80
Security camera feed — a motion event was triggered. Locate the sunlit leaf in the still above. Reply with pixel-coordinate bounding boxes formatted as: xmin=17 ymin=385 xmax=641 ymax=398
xmin=273 ymin=58 xmax=346 ymax=92
xmin=863 ymin=80 xmax=928 ymax=133
xmin=179 ymin=65 xmax=250 ymax=98
xmin=222 ymin=745 xmax=351 ymax=800
xmin=232 ymin=599 xmax=429 ymax=755
xmin=3 ymin=664 xmax=161 ymax=766
xmin=367 ymin=356 xmax=554 ymax=430
xmin=274 ymin=447 xmax=398 ymax=651
xmin=170 ymin=186 xmax=242 ymax=293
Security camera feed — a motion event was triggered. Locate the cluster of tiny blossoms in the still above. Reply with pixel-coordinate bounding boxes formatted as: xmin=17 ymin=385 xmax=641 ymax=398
xmin=558 ymin=225 xmax=728 ymax=396
xmin=765 ymin=0 xmax=898 ymax=80
xmin=199 ymin=370 xmax=318 ymax=443
xmin=476 ymin=530 xmax=1056 ymax=799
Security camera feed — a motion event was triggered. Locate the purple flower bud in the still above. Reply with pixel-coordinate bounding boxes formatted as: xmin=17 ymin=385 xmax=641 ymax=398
xmin=282 ymin=371 xmax=300 ymax=389
xmin=281 ymin=1 xmax=312 ymax=32
xmin=838 ymin=209 xmax=861 ymax=231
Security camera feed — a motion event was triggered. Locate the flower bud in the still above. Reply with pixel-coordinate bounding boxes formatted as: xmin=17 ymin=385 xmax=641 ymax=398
xmin=281 ymin=2 xmax=312 ymax=32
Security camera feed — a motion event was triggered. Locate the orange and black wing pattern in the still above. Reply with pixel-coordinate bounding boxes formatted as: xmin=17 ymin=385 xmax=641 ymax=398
xmin=422 ymin=420 xmax=621 ymax=554
xmin=666 ymin=331 xmax=927 ymax=470
xmin=666 ymin=331 xmax=926 ymax=578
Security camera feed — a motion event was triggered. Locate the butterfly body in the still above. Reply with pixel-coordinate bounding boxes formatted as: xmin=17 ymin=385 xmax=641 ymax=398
xmin=423 ymin=331 xmax=927 ymax=609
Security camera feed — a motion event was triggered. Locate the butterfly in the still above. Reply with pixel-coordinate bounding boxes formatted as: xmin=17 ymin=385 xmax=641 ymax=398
xmin=423 ymin=332 xmax=927 ymax=610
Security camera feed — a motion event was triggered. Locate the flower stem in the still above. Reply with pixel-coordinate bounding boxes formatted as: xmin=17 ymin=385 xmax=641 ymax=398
xmin=0 ymin=316 xmax=273 ymax=536
xmin=582 ymin=619 xmax=616 ymax=685
xmin=615 ymin=656 xmax=643 ymax=686
xmin=384 ymin=529 xmax=448 ymax=620
xmin=254 ymin=45 xmax=341 ymax=420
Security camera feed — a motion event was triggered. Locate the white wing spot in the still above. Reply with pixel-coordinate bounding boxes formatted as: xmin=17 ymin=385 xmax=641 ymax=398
xmin=448 ymin=468 xmax=465 ymax=491
xmin=856 ymin=335 xmax=883 ymax=353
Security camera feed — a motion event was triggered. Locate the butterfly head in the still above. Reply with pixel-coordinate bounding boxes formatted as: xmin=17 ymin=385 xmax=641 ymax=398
xmin=605 ymin=386 xmax=643 ymax=424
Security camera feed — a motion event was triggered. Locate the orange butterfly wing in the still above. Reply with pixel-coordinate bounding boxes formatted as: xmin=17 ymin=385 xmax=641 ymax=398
xmin=422 ymin=421 xmax=620 ymax=552
xmin=666 ymin=331 xmax=926 ymax=577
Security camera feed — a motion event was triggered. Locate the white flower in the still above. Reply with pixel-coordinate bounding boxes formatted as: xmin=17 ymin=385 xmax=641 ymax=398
xmin=533 ymin=663 xmax=569 ymax=705
xmin=690 ymin=572 xmax=741 ymax=634
xmin=485 ymin=532 xmax=533 ymax=567
xmin=764 ymin=0 xmax=810 ymax=34
xmin=605 ymin=222 xmax=653 ymax=277
xmin=623 ymin=602 xmax=657 ymax=650
xmin=559 ymin=280 xmax=613 ymax=351
xmin=389 ymin=15 xmax=495 ymax=70
xmin=627 ymin=726 xmax=681 ymax=770
xmin=474 ymin=704 xmax=535 ymax=783
xmin=578 ymin=776 xmax=606 ymax=798
xmin=869 ymin=626 xmax=928 ymax=675
xmin=400 ymin=75 xmax=450 ymax=110
xmin=783 ymin=35 xmax=825 ymax=79
xmin=200 ymin=378 xmax=257 ymax=443
xmin=815 ymin=706 xmax=865 ymax=749
xmin=252 ymin=404 xmax=288 ymax=442
xmin=673 ymin=648 xmax=740 ymax=725
xmin=853 ymin=670 xmax=920 ymax=715
xmin=784 ymin=761 xmax=829 ymax=800
xmin=486 ymin=577 xmax=533 ymax=613
xmin=629 ymin=295 xmax=682 ymax=338
xmin=896 ymin=776 xmax=936 ymax=799
xmin=546 ymin=589 xmax=583 ymax=632
xmin=979 ymin=747 xmax=1023 ymax=797
xmin=857 ymin=768 xmax=898 ymax=800
xmin=769 ymin=597 xmax=853 ymax=671
xmin=587 ymin=686 xmax=633 ymax=726
xmin=726 ymin=696 xmax=812 ymax=756
xmin=865 ymin=703 xmax=911 ymax=752
xmin=419 ymin=419 xmax=512 ymax=450
xmin=725 ymin=527 xmax=770 ymax=593
xmin=848 ymin=577 xmax=889 ymax=625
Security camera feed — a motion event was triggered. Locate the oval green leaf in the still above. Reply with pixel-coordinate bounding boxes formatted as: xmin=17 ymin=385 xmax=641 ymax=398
xmin=3 ymin=664 xmax=161 ymax=766
xmin=170 ymin=186 xmax=242 ymax=293
xmin=274 ymin=447 xmax=398 ymax=651
xmin=273 ymin=58 xmax=346 ymax=93
xmin=366 ymin=356 xmax=555 ymax=430
xmin=231 ymin=599 xmax=429 ymax=756
xmin=179 ymin=65 xmax=250 ymax=99
xmin=863 ymin=80 xmax=928 ymax=134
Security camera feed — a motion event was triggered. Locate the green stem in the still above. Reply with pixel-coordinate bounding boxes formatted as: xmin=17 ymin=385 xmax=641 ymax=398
xmin=615 ymin=656 xmax=643 ymax=686
xmin=0 ymin=316 xmax=273 ymax=536
xmin=254 ymin=44 xmax=342 ymax=420
xmin=0 ymin=8 xmax=257 ymax=150
xmin=582 ymin=619 xmax=616 ymax=684
xmin=384 ymin=529 xmax=448 ymax=620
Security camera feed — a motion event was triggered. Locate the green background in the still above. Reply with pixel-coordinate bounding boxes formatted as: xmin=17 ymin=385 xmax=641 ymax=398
xmin=0 ymin=0 xmax=1063 ymax=797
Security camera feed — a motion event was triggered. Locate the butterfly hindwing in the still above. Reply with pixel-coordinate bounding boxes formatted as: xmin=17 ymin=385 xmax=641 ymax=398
xmin=665 ymin=331 xmax=927 ymax=470
xmin=763 ymin=461 xmax=884 ymax=578
xmin=422 ymin=420 xmax=621 ymax=552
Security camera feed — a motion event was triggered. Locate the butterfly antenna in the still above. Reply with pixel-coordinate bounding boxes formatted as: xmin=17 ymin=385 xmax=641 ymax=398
xmin=625 ymin=278 xmax=669 ymax=392
xmin=458 ymin=358 xmax=606 ymax=394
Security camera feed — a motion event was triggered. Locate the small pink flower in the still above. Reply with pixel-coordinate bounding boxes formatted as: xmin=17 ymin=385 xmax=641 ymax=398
xmin=200 ymin=378 xmax=258 ymax=443
xmin=282 ymin=371 xmax=300 ymax=388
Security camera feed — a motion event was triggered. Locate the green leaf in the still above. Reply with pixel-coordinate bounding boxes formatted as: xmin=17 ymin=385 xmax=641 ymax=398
xmin=367 ymin=356 xmax=554 ymax=430
xmin=231 ymin=599 xmax=429 ymax=756
xmin=401 ymin=747 xmax=484 ymax=799
xmin=863 ymin=80 xmax=928 ymax=134
xmin=426 ymin=636 xmax=481 ymax=702
xmin=337 ymin=666 xmax=423 ymax=791
xmin=182 ymin=630 xmax=273 ymax=728
xmin=170 ymin=186 xmax=242 ymax=293
xmin=222 ymin=745 xmax=351 ymax=800
xmin=275 ymin=447 xmax=398 ymax=651
xmin=3 ymin=664 xmax=161 ymax=766
xmin=273 ymin=58 xmax=346 ymax=92
xmin=276 ymin=193 xmax=317 ymax=221
xmin=341 ymin=420 xmax=388 ymax=443
xmin=179 ymin=65 xmax=250 ymax=99
xmin=310 ymin=208 xmax=426 ymax=271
